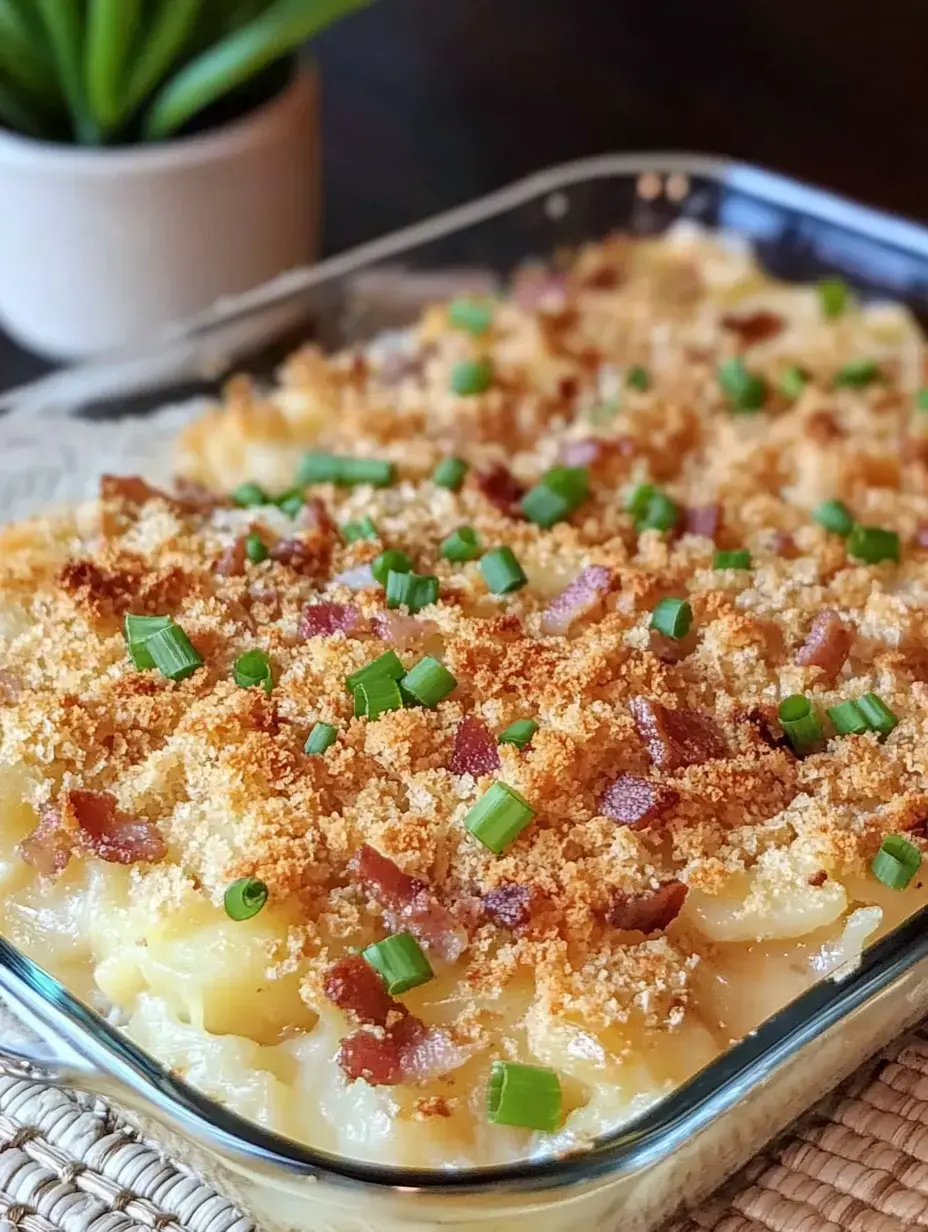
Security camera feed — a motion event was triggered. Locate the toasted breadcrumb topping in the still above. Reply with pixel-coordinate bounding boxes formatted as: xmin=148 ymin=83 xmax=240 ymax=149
xmin=4 ymin=225 xmax=928 ymax=1129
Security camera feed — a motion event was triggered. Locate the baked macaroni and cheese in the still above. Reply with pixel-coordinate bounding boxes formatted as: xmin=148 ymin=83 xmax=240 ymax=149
xmin=2 ymin=224 xmax=928 ymax=1167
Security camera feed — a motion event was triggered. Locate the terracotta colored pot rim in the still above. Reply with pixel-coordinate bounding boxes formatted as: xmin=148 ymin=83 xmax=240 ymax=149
xmin=0 ymin=67 xmax=315 ymax=176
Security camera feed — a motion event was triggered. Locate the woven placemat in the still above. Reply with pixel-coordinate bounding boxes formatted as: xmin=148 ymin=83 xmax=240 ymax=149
xmin=0 ymin=1032 xmax=926 ymax=1232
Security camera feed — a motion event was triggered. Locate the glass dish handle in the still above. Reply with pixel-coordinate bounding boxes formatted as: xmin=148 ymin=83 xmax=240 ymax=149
xmin=0 ymin=983 xmax=96 ymax=1086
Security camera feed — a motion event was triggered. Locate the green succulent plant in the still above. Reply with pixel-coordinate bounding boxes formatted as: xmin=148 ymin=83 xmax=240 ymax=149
xmin=0 ymin=0 xmax=370 ymax=145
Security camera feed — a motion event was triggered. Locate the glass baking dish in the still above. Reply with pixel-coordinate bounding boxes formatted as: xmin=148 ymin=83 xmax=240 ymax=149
xmin=3 ymin=153 xmax=928 ymax=1232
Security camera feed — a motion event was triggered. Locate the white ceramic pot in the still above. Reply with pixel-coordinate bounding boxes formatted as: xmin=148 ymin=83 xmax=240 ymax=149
xmin=0 ymin=69 xmax=319 ymax=359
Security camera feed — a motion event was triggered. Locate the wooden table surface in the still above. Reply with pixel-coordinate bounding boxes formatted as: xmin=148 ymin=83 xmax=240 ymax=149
xmin=2 ymin=0 xmax=925 ymax=390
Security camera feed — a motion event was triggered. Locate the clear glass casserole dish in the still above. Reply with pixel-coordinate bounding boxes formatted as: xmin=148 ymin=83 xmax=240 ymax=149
xmin=4 ymin=153 xmax=928 ymax=1231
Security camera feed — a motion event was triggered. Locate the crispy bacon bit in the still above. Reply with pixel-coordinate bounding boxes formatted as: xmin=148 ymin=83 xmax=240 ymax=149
xmin=606 ymin=881 xmax=688 ymax=934
xmin=336 ymin=1015 xmax=464 ymax=1087
xmin=600 ymin=774 xmax=678 ymax=828
xmin=300 ymin=497 xmax=337 ymax=538
xmin=475 ymin=466 xmax=525 ymax=517
xmin=808 ymin=870 xmax=828 ymax=887
xmin=20 ymin=807 xmax=72 ymax=877
xmin=683 ymin=504 xmax=720 ymax=541
xmin=583 ymin=266 xmax=622 ymax=290
xmin=794 ymin=609 xmax=851 ymax=678
xmin=741 ymin=706 xmax=788 ymax=751
xmin=270 ymin=537 xmax=326 ymax=577
xmin=299 ymin=602 xmax=361 ymax=639
xmin=450 ymin=717 xmax=501 ymax=777
xmin=68 ymin=790 xmax=166 ymax=865
xmin=216 ymin=536 xmax=248 ymax=577
xmin=648 ymin=628 xmax=690 ymax=664
xmin=100 ymin=474 xmax=166 ymax=506
xmin=805 ymin=410 xmax=844 ymax=444
xmin=771 ymin=529 xmax=798 ymax=558
xmin=323 ymin=955 xmax=395 ymax=1026
xmin=721 ymin=309 xmax=784 ymax=345
xmin=483 ymin=883 xmax=533 ymax=930
xmin=541 ymin=566 xmax=612 ymax=635
xmin=370 ymin=611 xmax=438 ymax=647
xmin=337 ymin=1029 xmax=404 ymax=1086
xmin=356 ymin=845 xmax=468 ymax=962
xmin=172 ymin=478 xmax=226 ymax=515
xmin=629 ymin=697 xmax=728 ymax=770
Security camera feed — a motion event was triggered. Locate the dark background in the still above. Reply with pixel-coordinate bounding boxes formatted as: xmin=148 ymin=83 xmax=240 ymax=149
xmin=4 ymin=0 xmax=927 ymax=388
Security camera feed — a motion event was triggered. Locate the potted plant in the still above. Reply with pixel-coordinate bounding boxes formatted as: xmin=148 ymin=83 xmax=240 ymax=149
xmin=0 ymin=0 xmax=370 ymax=358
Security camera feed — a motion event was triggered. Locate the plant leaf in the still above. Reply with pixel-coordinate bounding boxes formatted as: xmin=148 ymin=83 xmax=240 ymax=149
xmin=144 ymin=0 xmax=373 ymax=141
xmin=85 ymin=0 xmax=141 ymax=134
xmin=124 ymin=0 xmax=202 ymax=115
xmin=0 ymin=0 xmax=60 ymax=106
xmin=35 ymin=0 xmax=99 ymax=143
xmin=0 ymin=75 xmax=53 ymax=139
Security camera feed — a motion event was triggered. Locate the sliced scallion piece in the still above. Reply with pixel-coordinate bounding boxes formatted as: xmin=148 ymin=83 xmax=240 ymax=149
xmin=231 ymin=481 xmax=267 ymax=508
xmin=856 ymin=692 xmax=898 ymax=738
xmin=871 ymin=835 xmax=921 ymax=890
xmin=432 ymin=456 xmax=469 ymax=491
xmin=363 ymin=932 xmax=433 ymax=995
xmin=481 ymin=546 xmax=527 ymax=594
xmin=650 ymin=597 xmax=692 ymax=639
xmin=372 ymin=549 xmax=413 ymax=587
xmin=818 ymin=276 xmax=848 ymax=318
xmin=233 ymin=649 xmax=273 ymax=695
xmin=713 ymin=549 xmax=752 ymax=570
xmin=400 ymin=656 xmax=457 ymax=708
xmin=440 ymin=526 xmax=480 ymax=562
xmin=305 ymin=722 xmax=338 ymax=756
xmin=520 ymin=484 xmax=573 ymax=528
xmin=627 ymin=365 xmax=651 ymax=392
xmin=718 ymin=357 xmax=767 ymax=412
xmin=355 ymin=674 xmax=404 ymax=720
xmin=834 ymin=358 xmax=880 ymax=388
xmin=297 ymin=452 xmax=395 ymax=488
xmin=779 ymin=366 xmax=808 ymax=401
xmin=450 ymin=358 xmax=493 ymax=396
xmin=275 ymin=488 xmax=305 ymax=518
xmin=464 ymin=782 xmax=536 ymax=854
xmin=123 ymin=614 xmax=172 ymax=670
xmin=224 ymin=877 xmax=268 ymax=921
xmin=637 ymin=491 xmax=678 ymax=533
xmin=827 ymin=699 xmax=869 ymax=736
xmin=146 ymin=624 xmax=204 ymax=682
xmin=448 ymin=298 xmax=493 ymax=335
xmin=916 ymin=388 xmax=928 ymax=412
xmin=813 ymin=499 xmax=854 ymax=537
xmin=498 ymin=719 xmax=538 ymax=749
xmin=345 ymin=651 xmax=405 ymax=695
xmin=847 ymin=525 xmax=900 ymax=564
xmin=385 ymin=570 xmax=439 ymax=613
xmin=245 ymin=532 xmax=268 ymax=564
xmin=487 ymin=1060 xmax=562 ymax=1132
xmin=777 ymin=694 xmax=823 ymax=752
xmin=342 ymin=515 xmax=378 ymax=543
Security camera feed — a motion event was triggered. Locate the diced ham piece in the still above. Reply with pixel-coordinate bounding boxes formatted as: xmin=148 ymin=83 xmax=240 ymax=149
xmin=355 ymin=844 xmax=468 ymax=962
xmin=475 ymin=466 xmax=525 ymax=517
xmin=483 ymin=883 xmax=534 ymax=930
xmin=216 ymin=536 xmax=248 ymax=577
xmin=541 ymin=566 xmax=612 ymax=635
xmin=600 ymin=774 xmax=678 ymax=828
xmin=794 ymin=610 xmax=852 ymax=679
xmin=299 ymin=602 xmax=361 ymax=639
xmin=68 ymin=790 xmax=166 ymax=865
xmin=370 ymin=611 xmax=438 ymax=647
xmin=20 ymin=807 xmax=72 ymax=877
xmin=323 ymin=954 xmax=395 ymax=1027
xmin=606 ymin=881 xmax=688 ymax=933
xmin=720 ymin=309 xmax=784 ymax=345
xmin=450 ymin=717 xmax=500 ymax=777
xmin=683 ymin=504 xmax=720 ymax=541
xmin=629 ymin=698 xmax=728 ymax=770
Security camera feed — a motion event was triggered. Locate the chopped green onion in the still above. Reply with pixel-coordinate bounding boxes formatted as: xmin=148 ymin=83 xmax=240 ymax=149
xmin=341 ymin=516 xmax=378 ymax=543
xmin=362 ymin=933 xmax=433 ymax=995
xmin=386 ymin=570 xmax=439 ymax=613
xmin=448 ymin=298 xmax=493 ymax=335
xmin=345 ymin=651 xmax=405 ymax=695
xmin=275 ymin=489 xmax=305 ymax=518
xmin=245 ymin=532 xmax=268 ymax=564
xmin=450 ymin=358 xmax=493 ymax=396
xmin=499 ymin=719 xmax=538 ymax=749
xmin=297 ymin=452 xmax=395 ymax=488
xmin=480 ymin=546 xmax=528 ymax=594
xmin=231 ymin=482 xmax=267 ymax=508
xmin=847 ymin=525 xmax=900 ymax=564
xmin=440 ymin=526 xmax=481 ymax=562
xmin=146 ymin=624 xmax=204 ymax=682
xmin=650 ymin=597 xmax=692 ymax=639
xmin=464 ymin=782 xmax=536 ymax=854
xmin=123 ymin=614 xmax=172 ymax=669
xmin=779 ymin=366 xmax=808 ymax=401
xmin=718 ymin=357 xmax=767 ymax=412
xmin=305 ymin=722 xmax=338 ymax=756
xmin=777 ymin=694 xmax=823 ymax=751
xmin=542 ymin=466 xmax=589 ymax=506
xmin=233 ymin=649 xmax=273 ymax=696
xmin=400 ymin=656 xmax=457 ymax=708
xmin=432 ymin=456 xmax=469 ymax=491
xmin=627 ymin=365 xmax=651 ymax=392
xmin=224 ymin=877 xmax=268 ymax=921
xmin=857 ymin=692 xmax=899 ymax=738
xmin=355 ymin=675 xmax=405 ymax=720
xmin=588 ymin=400 xmax=619 ymax=424
xmin=372 ymin=549 xmax=413 ymax=587
xmin=487 ymin=1060 xmax=562 ymax=1132
xmin=871 ymin=834 xmax=921 ymax=890
xmin=625 ymin=483 xmax=656 ymax=518
xmin=834 ymin=358 xmax=880 ymax=388
xmin=520 ymin=484 xmax=574 ymax=528
xmin=713 ymin=549 xmax=752 ymax=570
xmin=819 ymin=277 xmax=848 ymax=318
xmin=827 ymin=699 xmax=869 ymax=736
xmin=916 ymin=388 xmax=928 ymax=412
xmin=637 ymin=491 xmax=679 ymax=533
xmin=813 ymin=499 xmax=854 ymax=537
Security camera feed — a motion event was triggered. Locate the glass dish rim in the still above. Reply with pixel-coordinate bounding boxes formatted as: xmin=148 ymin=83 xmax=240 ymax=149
xmin=3 ymin=151 xmax=928 ymax=1198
